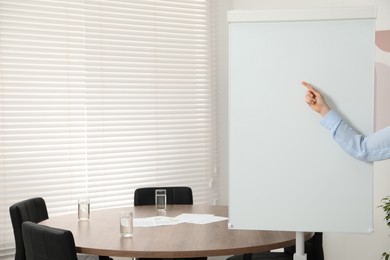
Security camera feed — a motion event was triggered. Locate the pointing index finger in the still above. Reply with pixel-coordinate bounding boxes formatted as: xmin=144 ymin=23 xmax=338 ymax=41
xmin=302 ymin=81 xmax=317 ymax=94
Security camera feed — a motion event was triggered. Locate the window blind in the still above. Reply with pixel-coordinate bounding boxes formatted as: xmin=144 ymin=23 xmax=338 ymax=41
xmin=0 ymin=0 xmax=217 ymax=258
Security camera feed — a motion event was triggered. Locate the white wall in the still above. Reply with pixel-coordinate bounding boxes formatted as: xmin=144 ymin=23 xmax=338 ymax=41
xmin=217 ymin=0 xmax=390 ymax=259
xmin=216 ymin=0 xmax=233 ymax=207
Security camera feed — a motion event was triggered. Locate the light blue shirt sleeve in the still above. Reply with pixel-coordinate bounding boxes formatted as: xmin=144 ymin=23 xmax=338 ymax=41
xmin=321 ymin=109 xmax=390 ymax=162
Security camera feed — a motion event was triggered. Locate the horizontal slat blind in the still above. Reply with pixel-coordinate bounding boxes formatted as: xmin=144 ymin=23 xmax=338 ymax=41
xmin=0 ymin=0 xmax=217 ymax=258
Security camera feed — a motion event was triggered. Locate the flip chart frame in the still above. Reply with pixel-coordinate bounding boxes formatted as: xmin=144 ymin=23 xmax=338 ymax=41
xmin=228 ymin=7 xmax=376 ymax=234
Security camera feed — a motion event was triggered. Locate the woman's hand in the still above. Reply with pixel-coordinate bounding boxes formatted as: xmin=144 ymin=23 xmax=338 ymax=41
xmin=302 ymin=81 xmax=330 ymax=117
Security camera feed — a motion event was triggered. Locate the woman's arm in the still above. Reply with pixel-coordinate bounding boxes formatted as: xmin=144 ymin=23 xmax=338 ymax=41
xmin=303 ymin=81 xmax=390 ymax=162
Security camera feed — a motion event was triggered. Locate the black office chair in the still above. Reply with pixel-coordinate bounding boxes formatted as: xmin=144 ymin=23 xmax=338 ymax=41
xmin=9 ymin=197 xmax=109 ymax=260
xmin=226 ymin=233 xmax=324 ymax=260
xmin=22 ymin=221 xmax=78 ymax=260
xmin=134 ymin=186 xmax=206 ymax=260
xmin=134 ymin=186 xmax=193 ymax=206
xmin=9 ymin=197 xmax=49 ymax=260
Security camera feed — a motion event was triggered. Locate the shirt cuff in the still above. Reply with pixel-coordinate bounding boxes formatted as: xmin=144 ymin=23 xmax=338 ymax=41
xmin=320 ymin=109 xmax=342 ymax=130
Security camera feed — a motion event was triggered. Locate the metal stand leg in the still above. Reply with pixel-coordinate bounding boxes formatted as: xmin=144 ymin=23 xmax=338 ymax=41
xmin=293 ymin=232 xmax=307 ymax=260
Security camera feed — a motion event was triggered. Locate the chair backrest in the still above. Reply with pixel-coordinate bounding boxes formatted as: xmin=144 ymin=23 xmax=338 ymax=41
xmin=9 ymin=197 xmax=49 ymax=260
xmin=134 ymin=186 xmax=193 ymax=206
xmin=22 ymin=221 xmax=78 ymax=260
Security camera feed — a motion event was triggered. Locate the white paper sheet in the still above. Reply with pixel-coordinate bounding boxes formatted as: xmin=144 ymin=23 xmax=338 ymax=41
xmin=134 ymin=214 xmax=228 ymax=227
xmin=174 ymin=214 xmax=228 ymax=224
xmin=134 ymin=216 xmax=182 ymax=227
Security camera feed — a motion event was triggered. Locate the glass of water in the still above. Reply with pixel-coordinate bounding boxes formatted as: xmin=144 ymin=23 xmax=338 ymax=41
xmin=120 ymin=211 xmax=133 ymax=237
xmin=155 ymin=189 xmax=167 ymax=211
xmin=78 ymin=199 xmax=90 ymax=221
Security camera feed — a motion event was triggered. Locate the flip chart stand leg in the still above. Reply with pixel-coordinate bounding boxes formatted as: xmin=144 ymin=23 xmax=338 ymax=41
xmin=293 ymin=232 xmax=307 ymax=260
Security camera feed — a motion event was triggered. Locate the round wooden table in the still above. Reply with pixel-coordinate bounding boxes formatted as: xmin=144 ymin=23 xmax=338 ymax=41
xmin=40 ymin=204 xmax=310 ymax=258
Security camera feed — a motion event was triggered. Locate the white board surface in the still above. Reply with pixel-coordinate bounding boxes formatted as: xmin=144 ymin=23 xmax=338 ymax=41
xmin=228 ymin=8 xmax=375 ymax=233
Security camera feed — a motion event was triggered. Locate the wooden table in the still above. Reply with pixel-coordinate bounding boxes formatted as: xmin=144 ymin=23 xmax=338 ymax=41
xmin=40 ymin=205 xmax=310 ymax=258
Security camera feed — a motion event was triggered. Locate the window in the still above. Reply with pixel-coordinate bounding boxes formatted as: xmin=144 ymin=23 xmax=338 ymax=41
xmin=0 ymin=0 xmax=217 ymax=258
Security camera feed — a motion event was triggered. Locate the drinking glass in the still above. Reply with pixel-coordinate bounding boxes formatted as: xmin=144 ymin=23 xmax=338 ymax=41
xmin=155 ymin=189 xmax=167 ymax=211
xmin=120 ymin=211 xmax=133 ymax=237
xmin=78 ymin=199 xmax=90 ymax=220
